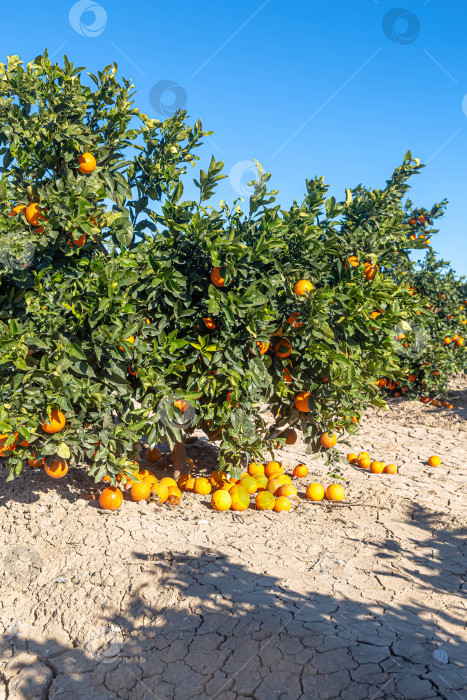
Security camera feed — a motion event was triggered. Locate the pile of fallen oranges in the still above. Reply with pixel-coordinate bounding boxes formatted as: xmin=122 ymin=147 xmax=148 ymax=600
xmin=347 ymin=451 xmax=398 ymax=474
xmin=98 ymin=457 xmax=345 ymax=513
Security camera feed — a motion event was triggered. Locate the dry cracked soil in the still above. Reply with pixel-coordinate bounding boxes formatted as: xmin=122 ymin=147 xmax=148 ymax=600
xmin=0 ymin=376 xmax=466 ymax=700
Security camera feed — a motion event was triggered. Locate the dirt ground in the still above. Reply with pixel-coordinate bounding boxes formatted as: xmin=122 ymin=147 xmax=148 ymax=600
xmin=1 ymin=377 xmax=466 ymax=700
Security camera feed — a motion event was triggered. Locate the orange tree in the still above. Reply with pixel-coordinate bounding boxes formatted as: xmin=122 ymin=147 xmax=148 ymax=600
xmin=0 ymin=53 xmax=430 ymax=483
xmin=363 ymin=193 xmax=466 ymax=402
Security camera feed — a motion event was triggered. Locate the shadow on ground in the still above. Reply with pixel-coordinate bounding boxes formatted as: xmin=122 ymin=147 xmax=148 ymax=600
xmin=1 ymin=504 xmax=466 ymax=700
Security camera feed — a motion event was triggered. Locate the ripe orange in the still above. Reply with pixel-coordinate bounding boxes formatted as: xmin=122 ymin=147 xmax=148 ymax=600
xmin=384 ymin=464 xmax=398 ymax=474
xmin=240 ymin=475 xmax=258 ymax=494
xmin=131 ymin=482 xmax=151 ymax=502
xmin=146 ymin=447 xmax=162 ymax=462
xmin=370 ymin=461 xmax=385 ymax=474
xmin=210 ymin=470 xmax=227 ymax=485
xmin=326 ymin=484 xmax=345 ymax=501
xmin=28 ymin=454 xmax=43 ymax=468
xmin=0 ymin=432 xmax=18 ymax=456
xmin=194 ymin=477 xmax=212 ymax=495
xmin=203 ymin=317 xmax=216 ymax=330
xmin=25 ymin=203 xmax=47 ymax=226
xmin=428 ymin=455 xmax=441 ymax=467
xmin=41 ymin=409 xmax=66 ymax=434
xmin=444 ymin=337 xmax=452 ymax=345
xmin=277 ymin=484 xmax=297 ymax=498
xmin=293 ymin=464 xmax=308 ymax=478
xmin=211 ymin=490 xmax=232 ymax=511
xmin=295 ymin=391 xmax=311 ymax=412
xmin=255 ymin=491 xmax=275 ymax=510
xmin=253 ymin=340 xmax=269 ymax=355
xmin=219 ymin=480 xmax=234 ymax=492
xmin=152 ymin=483 xmax=169 ymax=503
xmin=306 ymin=483 xmax=325 ymax=501
xmin=267 ymin=478 xmax=283 ymax=496
xmin=320 ymin=432 xmax=337 ymax=449
xmin=347 ymin=453 xmax=358 ymax=464
xmin=286 ymin=429 xmax=297 ymax=445
xmin=456 ymin=338 xmax=464 ymax=347
xmin=294 ymin=279 xmax=313 ymax=296
xmin=230 ymin=485 xmax=250 ymax=511
xmin=345 ymin=255 xmax=359 ymax=269
xmin=287 ymin=311 xmax=302 ymax=327
xmin=211 ymin=266 xmax=226 ymax=287
xmin=282 ymin=367 xmax=293 ymax=384
xmin=10 ymin=204 xmax=27 ymax=217
xmin=167 ymin=485 xmax=183 ymax=499
xmin=274 ymin=496 xmax=291 ymax=513
xmin=364 ymin=262 xmax=378 ymax=280
xmin=274 ymin=474 xmax=291 ymax=485
xmin=358 ymin=457 xmax=371 ymax=469
xmin=248 ymin=462 xmax=265 ymax=477
xmin=78 ymin=152 xmax=97 ymax=174
xmin=44 ymin=458 xmax=68 ymax=479
xmin=265 ymin=461 xmax=283 ymax=477
xmin=254 ymin=474 xmax=269 ymax=491
xmin=275 ymin=338 xmax=292 ymax=358
xmin=99 ymin=486 xmax=123 ymax=511
xmin=408 ymin=373 xmax=416 ymax=382
xmin=160 ymin=477 xmax=178 ymax=489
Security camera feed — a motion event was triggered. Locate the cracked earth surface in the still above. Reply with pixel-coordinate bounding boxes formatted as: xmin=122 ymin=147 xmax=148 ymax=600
xmin=0 ymin=376 xmax=466 ymax=700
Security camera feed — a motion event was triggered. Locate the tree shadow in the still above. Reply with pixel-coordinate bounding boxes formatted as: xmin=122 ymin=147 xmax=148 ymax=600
xmin=1 ymin=503 xmax=466 ymax=699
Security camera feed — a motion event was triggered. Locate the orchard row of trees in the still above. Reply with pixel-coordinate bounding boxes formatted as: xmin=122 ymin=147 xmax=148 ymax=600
xmin=0 ymin=53 xmax=465 ymax=483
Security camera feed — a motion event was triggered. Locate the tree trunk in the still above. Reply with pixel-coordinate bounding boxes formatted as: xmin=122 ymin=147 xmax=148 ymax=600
xmin=172 ymin=439 xmax=187 ymax=480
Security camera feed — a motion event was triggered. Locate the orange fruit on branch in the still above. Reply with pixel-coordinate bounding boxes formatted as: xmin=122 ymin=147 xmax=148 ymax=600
xmin=78 ymin=152 xmax=97 ymax=174
xmin=275 ymin=338 xmax=292 ymax=358
xmin=146 ymin=447 xmax=162 ymax=462
xmin=44 ymin=458 xmax=68 ymax=479
xmin=211 ymin=266 xmax=226 ymax=287
xmin=25 ymin=203 xmax=47 ymax=226
xmin=320 ymin=432 xmax=337 ymax=449
xmin=294 ymin=279 xmax=313 ymax=296
xmin=9 ymin=204 xmax=26 ymax=217
xmin=295 ymin=391 xmax=311 ymax=412
xmin=286 ymin=429 xmax=297 ymax=445
xmin=41 ymin=409 xmax=66 ymax=434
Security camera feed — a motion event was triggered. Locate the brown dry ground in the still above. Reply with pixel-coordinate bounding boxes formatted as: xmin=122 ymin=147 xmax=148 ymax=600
xmin=0 ymin=377 xmax=466 ymax=700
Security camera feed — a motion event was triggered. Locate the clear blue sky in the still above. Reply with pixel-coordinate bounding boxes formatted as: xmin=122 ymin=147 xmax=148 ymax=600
xmin=1 ymin=0 xmax=466 ymax=274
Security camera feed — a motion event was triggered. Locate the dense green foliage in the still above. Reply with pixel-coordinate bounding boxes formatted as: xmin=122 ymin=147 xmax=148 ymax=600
xmin=0 ymin=53 xmax=464 ymax=483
